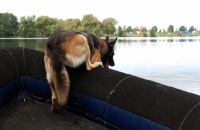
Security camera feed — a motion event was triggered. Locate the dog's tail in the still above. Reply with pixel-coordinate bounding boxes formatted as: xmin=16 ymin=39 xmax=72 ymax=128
xmin=50 ymin=49 xmax=70 ymax=111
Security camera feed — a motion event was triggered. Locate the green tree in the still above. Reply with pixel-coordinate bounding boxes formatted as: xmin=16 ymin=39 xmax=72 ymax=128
xmin=18 ymin=15 xmax=36 ymax=37
xmin=167 ymin=25 xmax=174 ymax=33
xmin=179 ymin=26 xmax=186 ymax=32
xmin=132 ymin=26 xmax=139 ymax=31
xmin=102 ymin=17 xmax=117 ymax=34
xmin=49 ymin=18 xmax=63 ymax=33
xmin=78 ymin=14 xmax=101 ymax=35
xmin=152 ymin=25 xmax=158 ymax=32
xmin=126 ymin=26 xmax=132 ymax=33
xmin=117 ymin=26 xmax=123 ymax=37
xmin=0 ymin=12 xmax=18 ymax=37
xmin=142 ymin=27 xmax=147 ymax=32
xmin=150 ymin=26 xmax=157 ymax=37
xmin=35 ymin=16 xmax=56 ymax=37
xmin=143 ymin=32 xmax=148 ymax=37
xmin=139 ymin=26 xmax=147 ymax=32
xmin=64 ymin=18 xmax=81 ymax=31
xmin=189 ymin=26 xmax=194 ymax=31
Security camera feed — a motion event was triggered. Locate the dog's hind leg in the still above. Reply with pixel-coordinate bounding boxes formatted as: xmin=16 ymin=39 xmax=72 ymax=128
xmin=49 ymin=81 xmax=60 ymax=112
xmin=44 ymin=48 xmax=59 ymax=112
xmin=52 ymin=65 xmax=70 ymax=113
xmin=49 ymin=49 xmax=70 ymax=113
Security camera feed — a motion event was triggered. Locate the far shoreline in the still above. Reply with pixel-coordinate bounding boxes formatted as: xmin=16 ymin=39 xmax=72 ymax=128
xmin=1 ymin=33 xmax=200 ymax=39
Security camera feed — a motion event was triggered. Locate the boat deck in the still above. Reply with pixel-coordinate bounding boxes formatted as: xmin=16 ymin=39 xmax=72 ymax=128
xmin=0 ymin=99 xmax=105 ymax=130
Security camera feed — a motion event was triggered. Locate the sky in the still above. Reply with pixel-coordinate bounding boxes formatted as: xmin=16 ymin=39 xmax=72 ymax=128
xmin=1 ymin=0 xmax=199 ymax=30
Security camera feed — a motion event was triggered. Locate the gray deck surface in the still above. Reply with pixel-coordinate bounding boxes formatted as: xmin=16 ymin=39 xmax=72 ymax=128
xmin=0 ymin=99 xmax=105 ymax=130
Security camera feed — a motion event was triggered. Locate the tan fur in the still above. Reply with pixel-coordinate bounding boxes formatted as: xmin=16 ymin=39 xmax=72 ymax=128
xmin=44 ymin=30 xmax=117 ymax=112
xmin=61 ymin=34 xmax=101 ymax=70
xmin=44 ymin=32 xmax=102 ymax=112
xmin=44 ymin=48 xmax=70 ymax=112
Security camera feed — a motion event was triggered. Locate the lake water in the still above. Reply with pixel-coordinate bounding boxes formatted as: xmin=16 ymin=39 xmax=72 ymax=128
xmin=0 ymin=37 xmax=200 ymax=95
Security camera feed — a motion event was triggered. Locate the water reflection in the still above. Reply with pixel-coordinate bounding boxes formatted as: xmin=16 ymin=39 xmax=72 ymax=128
xmin=167 ymin=39 xmax=174 ymax=42
xmin=0 ymin=38 xmax=47 ymax=51
xmin=113 ymin=37 xmax=200 ymax=95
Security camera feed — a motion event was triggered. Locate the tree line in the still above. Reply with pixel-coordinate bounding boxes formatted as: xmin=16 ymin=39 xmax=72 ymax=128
xmin=0 ymin=12 xmax=117 ymax=37
xmin=118 ymin=25 xmax=197 ymax=37
xmin=0 ymin=12 xmax=198 ymax=37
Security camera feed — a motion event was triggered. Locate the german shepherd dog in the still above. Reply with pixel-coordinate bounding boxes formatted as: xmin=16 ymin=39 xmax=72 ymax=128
xmin=44 ymin=30 xmax=117 ymax=112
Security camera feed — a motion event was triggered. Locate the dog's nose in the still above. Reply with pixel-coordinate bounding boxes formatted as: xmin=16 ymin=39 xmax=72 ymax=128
xmin=110 ymin=62 xmax=115 ymax=66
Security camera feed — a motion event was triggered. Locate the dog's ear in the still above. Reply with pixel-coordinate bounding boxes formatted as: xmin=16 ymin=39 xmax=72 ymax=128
xmin=110 ymin=37 xmax=118 ymax=45
xmin=105 ymin=36 xmax=109 ymax=43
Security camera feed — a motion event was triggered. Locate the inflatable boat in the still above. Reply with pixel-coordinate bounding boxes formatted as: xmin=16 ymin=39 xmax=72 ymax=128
xmin=0 ymin=47 xmax=200 ymax=130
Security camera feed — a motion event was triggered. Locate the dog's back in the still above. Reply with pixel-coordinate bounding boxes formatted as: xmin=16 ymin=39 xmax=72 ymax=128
xmin=46 ymin=30 xmax=75 ymax=51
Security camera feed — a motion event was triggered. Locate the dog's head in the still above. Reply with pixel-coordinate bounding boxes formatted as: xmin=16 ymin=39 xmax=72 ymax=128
xmin=101 ymin=36 xmax=117 ymax=68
